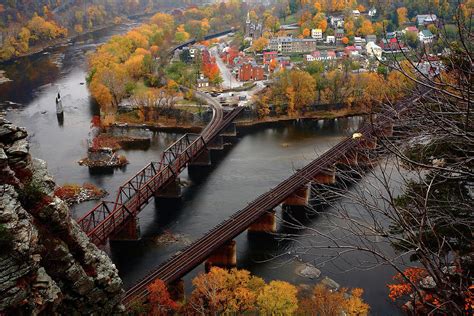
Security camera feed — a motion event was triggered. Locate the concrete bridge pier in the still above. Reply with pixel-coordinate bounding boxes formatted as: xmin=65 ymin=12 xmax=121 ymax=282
xmin=168 ymin=278 xmax=185 ymax=302
xmin=206 ymin=135 xmax=224 ymax=151
xmin=188 ymin=148 xmax=212 ymax=178
xmin=357 ymin=136 xmax=377 ymax=150
xmin=220 ymin=122 xmax=237 ymax=143
xmin=154 ymin=177 xmax=182 ymax=199
xmin=312 ymin=167 xmax=336 ymax=185
xmin=110 ymin=216 xmax=140 ymax=241
xmin=205 ymin=240 xmax=237 ymax=272
xmin=283 ymin=184 xmax=310 ymax=208
xmin=248 ymin=210 xmax=276 ymax=234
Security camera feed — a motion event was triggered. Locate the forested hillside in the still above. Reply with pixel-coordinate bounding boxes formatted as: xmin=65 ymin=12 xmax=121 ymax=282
xmin=0 ymin=0 xmax=198 ymax=61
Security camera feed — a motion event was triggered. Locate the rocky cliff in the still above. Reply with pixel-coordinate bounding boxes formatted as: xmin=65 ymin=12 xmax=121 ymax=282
xmin=0 ymin=117 xmax=124 ymax=314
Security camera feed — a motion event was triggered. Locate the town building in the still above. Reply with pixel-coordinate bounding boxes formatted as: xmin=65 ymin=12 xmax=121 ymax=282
xmin=345 ymin=46 xmax=361 ymax=57
xmin=366 ymin=35 xmax=377 ymax=43
xmin=379 ymin=38 xmax=409 ymax=53
xmin=352 ymin=10 xmax=360 ymax=17
xmin=365 ymin=42 xmax=383 ymax=59
xmin=416 ymin=14 xmax=437 ymax=26
xmin=305 ymin=50 xmax=337 ymax=62
xmin=263 ymin=51 xmax=278 ymax=64
xmin=404 ymin=26 xmax=419 ymax=34
xmin=368 ymin=7 xmax=377 ymax=18
xmin=237 ymin=62 xmax=265 ymax=81
xmin=268 ymin=37 xmax=318 ymax=54
xmin=326 ymin=35 xmax=336 ymax=44
xmin=197 ymin=74 xmax=209 ymax=88
xmin=330 ymin=16 xmax=344 ymax=28
xmin=311 ymin=28 xmax=323 ymax=40
xmin=354 ymin=37 xmax=365 ymax=46
xmin=419 ymin=29 xmax=435 ymax=43
xmin=245 ymin=12 xmax=263 ymax=40
xmin=335 ymin=29 xmax=345 ymax=41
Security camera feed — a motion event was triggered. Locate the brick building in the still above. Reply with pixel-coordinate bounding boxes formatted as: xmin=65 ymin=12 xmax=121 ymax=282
xmin=237 ymin=62 xmax=265 ymax=81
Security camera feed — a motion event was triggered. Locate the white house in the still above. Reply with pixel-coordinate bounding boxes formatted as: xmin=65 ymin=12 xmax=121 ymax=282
xmin=197 ymin=74 xmax=209 ymax=88
xmin=354 ymin=37 xmax=365 ymax=46
xmin=419 ymin=29 xmax=435 ymax=44
xmin=368 ymin=7 xmax=377 ymax=17
xmin=304 ymin=54 xmax=315 ymax=62
xmin=416 ymin=14 xmax=437 ymax=26
xmin=326 ymin=35 xmax=336 ymax=44
xmin=330 ymin=16 xmax=344 ymax=28
xmin=352 ymin=10 xmax=360 ymax=17
xmin=366 ymin=42 xmax=383 ymax=59
xmin=311 ymin=28 xmax=323 ymax=40
xmin=189 ymin=48 xmax=199 ymax=59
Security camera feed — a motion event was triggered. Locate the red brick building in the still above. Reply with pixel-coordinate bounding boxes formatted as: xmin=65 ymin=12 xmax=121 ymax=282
xmin=238 ymin=62 xmax=265 ymax=81
xmin=263 ymin=51 xmax=278 ymax=65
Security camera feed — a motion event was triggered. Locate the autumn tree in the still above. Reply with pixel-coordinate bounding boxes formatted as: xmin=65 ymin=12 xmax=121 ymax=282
xmin=147 ymin=279 xmax=179 ymax=315
xmin=183 ymin=267 xmax=265 ymax=314
xmin=256 ymin=281 xmax=298 ymax=315
xmin=251 ymin=37 xmax=269 ymax=52
xmin=396 ymin=7 xmax=408 ymax=26
xmin=358 ymin=19 xmax=374 ymax=36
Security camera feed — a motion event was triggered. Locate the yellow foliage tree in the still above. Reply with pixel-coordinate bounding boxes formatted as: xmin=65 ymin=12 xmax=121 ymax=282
xmin=397 ymin=7 xmax=408 ymax=26
xmin=256 ymin=281 xmax=298 ymax=315
xmin=251 ymin=37 xmax=269 ymax=52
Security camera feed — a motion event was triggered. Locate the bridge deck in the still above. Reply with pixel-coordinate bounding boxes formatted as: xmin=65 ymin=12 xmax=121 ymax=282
xmin=77 ymin=89 xmax=243 ymax=245
xmin=122 ymin=94 xmax=424 ymax=306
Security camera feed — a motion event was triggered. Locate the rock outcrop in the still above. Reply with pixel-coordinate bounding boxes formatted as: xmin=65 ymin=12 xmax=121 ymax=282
xmin=0 ymin=117 xmax=124 ymax=314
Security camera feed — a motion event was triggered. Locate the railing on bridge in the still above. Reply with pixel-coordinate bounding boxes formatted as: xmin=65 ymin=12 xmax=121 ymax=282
xmin=78 ymin=107 xmax=244 ymax=245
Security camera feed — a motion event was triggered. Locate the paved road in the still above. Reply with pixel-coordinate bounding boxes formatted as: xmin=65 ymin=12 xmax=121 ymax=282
xmin=210 ymin=46 xmax=242 ymax=89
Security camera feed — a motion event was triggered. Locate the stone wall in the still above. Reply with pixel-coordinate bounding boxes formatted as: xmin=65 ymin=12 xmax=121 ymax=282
xmin=0 ymin=117 xmax=124 ymax=314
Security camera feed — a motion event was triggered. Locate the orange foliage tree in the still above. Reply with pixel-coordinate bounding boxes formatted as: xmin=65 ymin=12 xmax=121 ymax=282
xmin=147 ymin=279 xmax=179 ymax=315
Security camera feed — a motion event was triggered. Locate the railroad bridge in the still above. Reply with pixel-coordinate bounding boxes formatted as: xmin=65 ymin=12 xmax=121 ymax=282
xmin=77 ymin=91 xmax=243 ymax=246
xmin=122 ymin=93 xmax=425 ymax=307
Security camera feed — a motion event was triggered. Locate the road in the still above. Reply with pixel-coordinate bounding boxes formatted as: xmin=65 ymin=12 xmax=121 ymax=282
xmin=210 ymin=46 xmax=243 ymax=89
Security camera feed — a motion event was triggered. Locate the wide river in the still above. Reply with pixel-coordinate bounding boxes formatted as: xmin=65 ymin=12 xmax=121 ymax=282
xmin=0 ymin=22 xmax=401 ymax=314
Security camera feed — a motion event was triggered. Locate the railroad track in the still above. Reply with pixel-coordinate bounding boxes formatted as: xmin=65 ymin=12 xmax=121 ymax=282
xmin=77 ymin=88 xmax=243 ymax=245
xmin=122 ymin=91 xmax=427 ymax=306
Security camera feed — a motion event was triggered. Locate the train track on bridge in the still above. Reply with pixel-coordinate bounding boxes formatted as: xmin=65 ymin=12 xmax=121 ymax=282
xmin=77 ymin=90 xmax=243 ymax=245
xmin=122 ymin=91 xmax=428 ymax=307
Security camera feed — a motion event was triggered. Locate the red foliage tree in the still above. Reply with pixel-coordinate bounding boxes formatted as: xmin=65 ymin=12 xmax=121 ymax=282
xmin=147 ymin=279 xmax=179 ymax=315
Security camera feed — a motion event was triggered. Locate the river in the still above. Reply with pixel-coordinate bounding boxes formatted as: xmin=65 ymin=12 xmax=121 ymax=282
xmin=0 ymin=22 xmax=401 ymax=315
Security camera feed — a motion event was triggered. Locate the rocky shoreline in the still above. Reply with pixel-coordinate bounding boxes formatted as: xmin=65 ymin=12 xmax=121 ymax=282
xmin=0 ymin=117 xmax=124 ymax=314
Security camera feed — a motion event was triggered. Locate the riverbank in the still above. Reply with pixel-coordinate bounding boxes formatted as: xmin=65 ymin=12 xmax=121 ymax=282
xmin=0 ymin=22 xmax=123 ymax=65
xmin=112 ymin=107 xmax=367 ymax=135
xmin=236 ymin=108 xmax=368 ymax=129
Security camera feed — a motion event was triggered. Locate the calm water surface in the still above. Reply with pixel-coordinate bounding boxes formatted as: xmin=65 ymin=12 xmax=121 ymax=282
xmin=1 ymin=23 xmax=400 ymax=315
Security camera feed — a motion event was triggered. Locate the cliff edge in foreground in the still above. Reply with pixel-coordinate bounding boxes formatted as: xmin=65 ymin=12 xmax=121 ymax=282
xmin=0 ymin=117 xmax=123 ymax=314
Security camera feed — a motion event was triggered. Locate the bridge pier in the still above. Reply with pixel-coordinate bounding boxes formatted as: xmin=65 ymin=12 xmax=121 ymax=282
xmin=110 ymin=216 xmax=140 ymax=241
xmin=283 ymin=184 xmax=310 ymax=207
xmin=357 ymin=136 xmax=377 ymax=150
xmin=338 ymin=151 xmax=373 ymax=168
xmin=189 ymin=149 xmax=211 ymax=167
xmin=312 ymin=167 xmax=336 ymax=185
xmin=220 ymin=122 xmax=237 ymax=137
xmin=154 ymin=177 xmax=182 ymax=199
xmin=206 ymin=135 xmax=224 ymax=151
xmin=248 ymin=210 xmax=276 ymax=234
xmin=168 ymin=278 xmax=185 ymax=302
xmin=205 ymin=240 xmax=237 ymax=272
